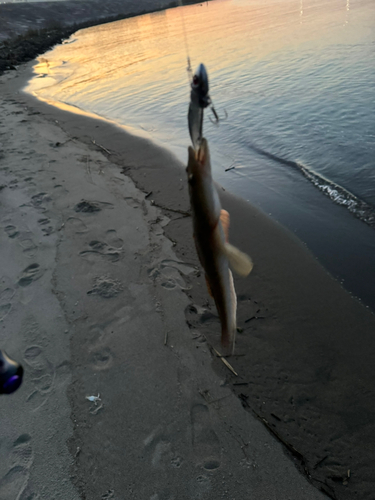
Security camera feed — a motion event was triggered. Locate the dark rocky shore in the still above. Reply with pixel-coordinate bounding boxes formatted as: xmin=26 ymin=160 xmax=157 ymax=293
xmin=0 ymin=0 xmax=201 ymax=74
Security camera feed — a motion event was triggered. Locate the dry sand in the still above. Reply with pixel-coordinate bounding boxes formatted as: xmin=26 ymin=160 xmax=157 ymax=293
xmin=0 ymin=57 xmax=374 ymax=500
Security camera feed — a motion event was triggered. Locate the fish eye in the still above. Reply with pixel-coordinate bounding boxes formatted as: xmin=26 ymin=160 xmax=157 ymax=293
xmin=193 ymin=75 xmax=199 ymax=85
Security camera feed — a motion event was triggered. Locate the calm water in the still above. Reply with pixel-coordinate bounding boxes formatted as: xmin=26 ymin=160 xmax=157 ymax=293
xmin=26 ymin=0 xmax=375 ymax=308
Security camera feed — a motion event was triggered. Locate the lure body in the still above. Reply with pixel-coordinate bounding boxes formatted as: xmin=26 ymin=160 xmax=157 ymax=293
xmin=188 ymin=63 xmax=211 ymax=150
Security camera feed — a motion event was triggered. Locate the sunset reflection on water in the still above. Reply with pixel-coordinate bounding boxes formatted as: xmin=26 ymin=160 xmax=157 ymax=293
xmin=25 ymin=0 xmax=375 ymax=309
xmin=27 ymin=0 xmax=359 ymax=116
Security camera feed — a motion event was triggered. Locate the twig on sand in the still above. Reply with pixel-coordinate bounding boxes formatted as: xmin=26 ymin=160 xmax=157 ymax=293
xmin=86 ymin=156 xmax=91 ymax=177
xmin=313 ymin=455 xmax=328 ymax=469
xmin=212 ymin=347 xmax=238 ymax=376
xmin=164 ymin=330 xmax=169 ymax=346
xmin=90 ymin=403 xmax=104 ymax=415
xmin=150 ymin=200 xmax=191 ymax=217
xmin=198 ymin=388 xmax=230 ymax=406
xmin=225 ymin=164 xmax=235 ymax=172
xmin=245 ymin=315 xmax=265 ymax=323
xmin=207 ymin=394 xmax=231 ymax=405
xmin=92 ymin=139 xmax=112 ymax=155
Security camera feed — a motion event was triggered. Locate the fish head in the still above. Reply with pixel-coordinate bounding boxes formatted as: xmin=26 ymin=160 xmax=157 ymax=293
xmin=187 ymin=138 xmax=211 ymax=186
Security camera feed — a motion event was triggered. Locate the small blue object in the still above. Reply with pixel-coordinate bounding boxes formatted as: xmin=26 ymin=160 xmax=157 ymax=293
xmin=0 ymin=350 xmax=23 ymax=395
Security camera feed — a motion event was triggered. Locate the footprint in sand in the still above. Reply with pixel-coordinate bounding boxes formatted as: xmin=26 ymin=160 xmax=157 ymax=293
xmin=105 ymin=229 xmax=123 ymax=249
xmin=143 ymin=429 xmax=183 ymax=471
xmin=124 ymin=196 xmax=141 ymax=209
xmin=30 ymin=192 xmax=51 ymax=211
xmin=9 ymin=179 xmax=18 ymax=190
xmin=84 ymin=324 xmax=116 ymax=373
xmin=53 ymin=184 xmax=68 ymax=198
xmin=18 ymin=235 xmax=38 ymax=257
xmin=24 ymin=345 xmax=55 ymax=411
xmin=87 ymin=275 xmax=123 ymax=299
xmin=124 ymin=196 xmax=148 ymax=216
xmin=37 ymin=217 xmax=54 ymax=236
xmin=80 ymin=240 xmax=122 ymax=263
xmin=184 ymin=305 xmax=220 ymax=340
xmin=148 ymin=259 xmax=198 ymax=291
xmin=188 ymin=474 xmax=212 ymax=499
xmin=0 ymin=276 xmax=15 ymax=321
xmin=191 ymin=403 xmax=221 ymax=471
xmin=0 ymin=434 xmax=34 ymax=500
xmin=3 ymin=223 xmax=38 ymax=256
xmin=74 ymin=199 xmax=114 ymax=213
xmin=4 ymin=225 xmax=19 ymax=238
xmin=18 ymin=264 xmax=44 ymax=287
xmin=64 ymin=216 xmax=88 ymax=235
xmin=89 ymin=346 xmax=114 ymax=371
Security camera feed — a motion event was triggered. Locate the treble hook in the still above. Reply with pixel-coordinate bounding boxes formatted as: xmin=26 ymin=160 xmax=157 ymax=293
xmin=208 ymin=102 xmax=228 ymax=125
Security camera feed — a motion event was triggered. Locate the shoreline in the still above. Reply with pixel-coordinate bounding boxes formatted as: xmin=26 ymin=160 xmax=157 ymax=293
xmin=20 ymin=6 xmax=375 ymax=315
xmin=4 ymin=60 xmax=375 ymax=499
xmin=0 ymin=61 xmax=329 ymax=500
xmin=13 ymin=60 xmax=375 ymax=499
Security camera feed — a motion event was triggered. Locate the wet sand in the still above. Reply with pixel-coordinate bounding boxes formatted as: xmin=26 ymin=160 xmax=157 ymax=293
xmin=0 ymin=57 xmax=374 ymax=500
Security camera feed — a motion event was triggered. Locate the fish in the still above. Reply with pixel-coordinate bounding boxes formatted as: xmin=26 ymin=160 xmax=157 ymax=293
xmin=187 ymin=138 xmax=253 ymax=353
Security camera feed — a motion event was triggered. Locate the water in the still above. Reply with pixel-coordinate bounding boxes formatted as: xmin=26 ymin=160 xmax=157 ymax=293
xmin=26 ymin=0 xmax=375 ymax=308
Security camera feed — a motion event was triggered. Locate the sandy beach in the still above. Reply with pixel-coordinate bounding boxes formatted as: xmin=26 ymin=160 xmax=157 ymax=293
xmin=1 ymin=20 xmax=375 ymax=500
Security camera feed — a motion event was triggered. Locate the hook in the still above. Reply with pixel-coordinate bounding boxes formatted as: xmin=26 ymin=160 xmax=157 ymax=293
xmin=208 ymin=103 xmax=228 ymax=125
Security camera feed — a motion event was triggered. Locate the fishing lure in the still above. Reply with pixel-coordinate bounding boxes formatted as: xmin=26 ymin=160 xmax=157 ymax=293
xmin=188 ymin=63 xmax=220 ymax=150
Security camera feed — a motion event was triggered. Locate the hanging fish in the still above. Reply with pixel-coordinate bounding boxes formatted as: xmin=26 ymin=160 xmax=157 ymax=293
xmin=186 ymin=138 xmax=253 ymax=353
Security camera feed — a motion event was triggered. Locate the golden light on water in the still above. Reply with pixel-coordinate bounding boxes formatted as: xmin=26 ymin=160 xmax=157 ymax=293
xmin=26 ymin=0 xmax=359 ymax=117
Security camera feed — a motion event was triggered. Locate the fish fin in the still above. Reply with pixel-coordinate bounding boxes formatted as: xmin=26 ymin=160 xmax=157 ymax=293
xmin=205 ymin=274 xmax=214 ymax=298
xmin=220 ymin=209 xmax=230 ymax=242
xmin=222 ymin=242 xmax=253 ymax=277
xmin=221 ymin=269 xmax=237 ymax=354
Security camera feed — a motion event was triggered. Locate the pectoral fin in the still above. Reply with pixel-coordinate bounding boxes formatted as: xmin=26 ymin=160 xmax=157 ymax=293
xmin=222 ymin=242 xmax=253 ymax=277
xmin=220 ymin=209 xmax=230 ymax=242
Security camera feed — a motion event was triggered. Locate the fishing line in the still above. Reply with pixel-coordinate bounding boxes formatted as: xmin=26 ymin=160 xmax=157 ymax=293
xmin=177 ymin=0 xmax=225 ymax=147
xmin=177 ymin=0 xmax=193 ymax=82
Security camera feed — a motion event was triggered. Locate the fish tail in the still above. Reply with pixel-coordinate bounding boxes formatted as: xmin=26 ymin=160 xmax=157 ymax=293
xmin=222 ymin=242 xmax=253 ymax=277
